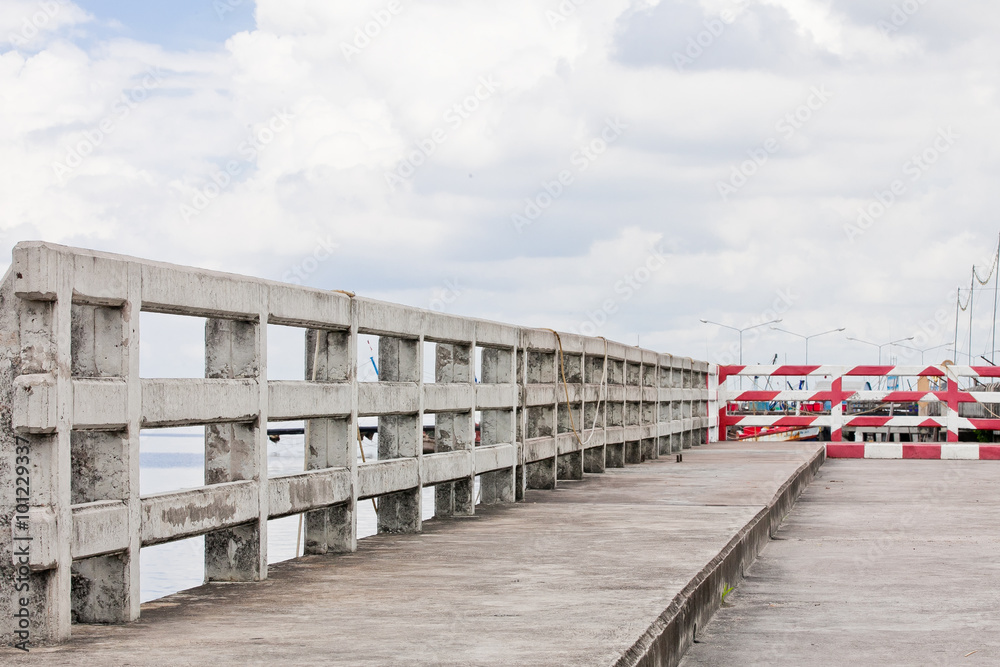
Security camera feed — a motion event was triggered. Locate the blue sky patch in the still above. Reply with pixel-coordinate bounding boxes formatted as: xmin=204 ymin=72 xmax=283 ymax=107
xmin=75 ymin=0 xmax=256 ymax=51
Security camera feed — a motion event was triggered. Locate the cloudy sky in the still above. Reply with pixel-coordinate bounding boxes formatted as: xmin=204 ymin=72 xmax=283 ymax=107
xmin=3 ymin=0 xmax=1000 ymax=369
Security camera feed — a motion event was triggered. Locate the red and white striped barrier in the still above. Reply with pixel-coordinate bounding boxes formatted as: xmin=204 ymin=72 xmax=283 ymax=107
xmin=826 ymin=443 xmax=1000 ymax=460
xmin=717 ymin=365 xmax=1000 ymax=443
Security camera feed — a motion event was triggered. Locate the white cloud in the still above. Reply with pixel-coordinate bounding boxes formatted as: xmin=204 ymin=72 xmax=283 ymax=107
xmin=2 ymin=0 xmax=1000 ymax=366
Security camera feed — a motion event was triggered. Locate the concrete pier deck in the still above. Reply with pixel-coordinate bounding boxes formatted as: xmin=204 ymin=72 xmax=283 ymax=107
xmin=681 ymin=459 xmax=1000 ymax=666
xmin=3 ymin=442 xmax=822 ymax=666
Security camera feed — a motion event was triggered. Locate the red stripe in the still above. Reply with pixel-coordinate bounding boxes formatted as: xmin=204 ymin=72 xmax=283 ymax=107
xmin=827 ymin=444 xmax=865 ymax=458
xmin=772 ymin=417 xmax=818 ymax=427
xmin=846 ymin=366 xmax=895 ymax=376
xmin=919 ymin=418 xmax=941 ymax=428
xmin=810 ymin=391 xmax=850 ymax=402
xmin=980 ymin=446 xmax=1000 ymax=460
xmin=771 ymin=365 xmax=823 ymax=376
xmin=719 ymin=365 xmax=746 ymax=383
xmin=734 ymin=391 xmax=781 ymax=401
xmin=918 ymin=366 xmax=946 ymax=377
xmin=967 ymin=419 xmax=1000 ymax=430
xmin=846 ymin=416 xmax=891 ymax=427
xmin=831 ymin=428 xmax=842 ymax=442
xmin=881 ymin=392 xmax=928 ymax=402
xmin=971 ymin=367 xmax=1000 ymax=377
xmin=903 ymin=445 xmax=942 ymax=460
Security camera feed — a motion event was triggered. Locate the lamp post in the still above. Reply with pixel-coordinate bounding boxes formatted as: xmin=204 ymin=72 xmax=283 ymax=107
xmin=846 ymin=336 xmax=915 ymax=366
xmin=701 ymin=318 xmax=782 ymax=389
xmin=893 ymin=342 xmax=952 ymax=365
xmin=701 ymin=318 xmax=783 ymax=365
xmin=769 ymin=327 xmax=846 ymax=365
xmin=846 ymin=336 xmax=915 ymax=390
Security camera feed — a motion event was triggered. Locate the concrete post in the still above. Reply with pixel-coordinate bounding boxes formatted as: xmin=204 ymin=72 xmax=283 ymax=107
xmin=204 ymin=317 xmax=267 ymax=582
xmin=641 ymin=438 xmax=656 ymax=462
xmin=377 ymin=336 xmax=422 ymax=534
xmin=0 ymin=272 xmax=23 ymax=646
xmin=479 ymin=347 xmax=516 ymax=505
xmin=557 ymin=445 xmax=583 ymax=480
xmin=641 ymin=400 xmax=657 ymax=461
xmin=582 ymin=353 xmax=607 ymax=473
xmin=606 ymin=400 xmax=625 ymax=468
xmin=625 ymin=401 xmax=641 ymax=464
xmin=304 ymin=328 xmax=355 ymax=554
xmin=18 ymin=256 xmax=74 ymax=641
xmin=556 ymin=400 xmax=584 ymax=481
xmin=434 ymin=342 xmax=475 ymax=518
xmin=556 ymin=352 xmax=584 ymax=481
xmin=583 ymin=446 xmax=605 ymax=473
xmin=524 ymin=400 xmax=556 ymax=489
xmin=68 ymin=298 xmax=139 ymax=624
xmin=582 ymin=396 xmax=606 ymax=473
xmin=515 ymin=349 xmax=526 ymax=501
xmin=524 ymin=348 xmax=557 ymax=490
xmin=479 ymin=409 xmax=515 ymax=503
xmin=525 ymin=457 xmax=556 ymax=488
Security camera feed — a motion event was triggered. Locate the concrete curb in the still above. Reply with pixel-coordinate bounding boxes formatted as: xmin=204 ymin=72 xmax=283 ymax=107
xmin=614 ymin=445 xmax=826 ymax=667
xmin=827 ymin=443 xmax=1000 ymax=460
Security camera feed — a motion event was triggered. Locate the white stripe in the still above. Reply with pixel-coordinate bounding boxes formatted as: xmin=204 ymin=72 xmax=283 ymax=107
xmin=941 ymin=445 xmax=980 ymax=460
xmin=865 ymin=443 xmax=903 ymax=459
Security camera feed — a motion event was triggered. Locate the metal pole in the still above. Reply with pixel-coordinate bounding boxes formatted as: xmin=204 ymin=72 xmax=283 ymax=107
xmin=969 ymin=274 xmax=975 ymax=365
xmin=955 ymin=288 xmax=961 ymax=362
xmin=738 ymin=330 xmax=743 ymax=391
xmin=993 ymin=233 xmax=999 ymax=363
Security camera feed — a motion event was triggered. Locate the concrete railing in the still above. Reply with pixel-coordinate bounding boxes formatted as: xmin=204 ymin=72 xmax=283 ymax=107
xmin=0 ymin=242 xmax=714 ymax=645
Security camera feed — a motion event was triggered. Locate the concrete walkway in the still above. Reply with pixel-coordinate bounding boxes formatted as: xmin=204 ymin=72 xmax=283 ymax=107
xmin=682 ymin=459 xmax=1000 ymax=666
xmin=3 ymin=443 xmax=822 ymax=666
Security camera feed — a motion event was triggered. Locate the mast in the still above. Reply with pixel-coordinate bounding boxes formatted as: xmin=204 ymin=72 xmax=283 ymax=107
xmin=992 ymin=232 xmax=999 ymax=363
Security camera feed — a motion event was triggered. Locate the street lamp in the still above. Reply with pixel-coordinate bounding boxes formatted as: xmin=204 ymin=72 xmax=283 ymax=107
xmin=846 ymin=336 xmax=915 ymax=365
xmin=701 ymin=318 xmax=782 ymax=390
xmin=700 ymin=318 xmax=783 ymax=365
xmin=893 ymin=342 xmax=951 ymax=365
xmin=769 ymin=327 xmax=846 ymax=365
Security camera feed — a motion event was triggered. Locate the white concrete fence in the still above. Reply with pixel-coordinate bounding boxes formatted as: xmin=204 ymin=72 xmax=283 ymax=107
xmin=0 ymin=242 xmax=714 ymax=644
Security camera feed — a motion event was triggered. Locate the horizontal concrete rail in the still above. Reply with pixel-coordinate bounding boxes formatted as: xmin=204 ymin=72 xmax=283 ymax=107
xmin=0 ymin=241 xmax=715 ymax=646
xmin=140 ymin=482 xmax=260 ymax=546
xmin=268 ymin=468 xmax=353 ymax=519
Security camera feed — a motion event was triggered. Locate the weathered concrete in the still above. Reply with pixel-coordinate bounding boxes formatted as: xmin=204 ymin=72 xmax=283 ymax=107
xmin=1 ymin=242 xmax=714 ymax=645
xmin=1 ymin=443 xmax=820 ymax=664
xmin=681 ymin=459 xmax=1000 ymax=666
xmin=204 ymin=317 xmax=266 ymax=583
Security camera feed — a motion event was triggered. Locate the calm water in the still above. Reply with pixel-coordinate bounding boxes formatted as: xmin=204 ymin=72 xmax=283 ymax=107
xmin=139 ymin=432 xmax=443 ymax=603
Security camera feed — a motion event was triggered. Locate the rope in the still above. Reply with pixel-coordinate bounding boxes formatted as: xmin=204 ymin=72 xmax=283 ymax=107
xmin=958 ymin=288 xmax=972 ymax=311
xmin=544 ymin=329 xmax=609 ymax=448
xmin=974 ymin=243 xmax=1000 ymax=286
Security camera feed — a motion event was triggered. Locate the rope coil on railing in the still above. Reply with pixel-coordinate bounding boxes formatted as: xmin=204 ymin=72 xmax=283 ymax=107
xmin=544 ymin=329 xmax=610 ymax=449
